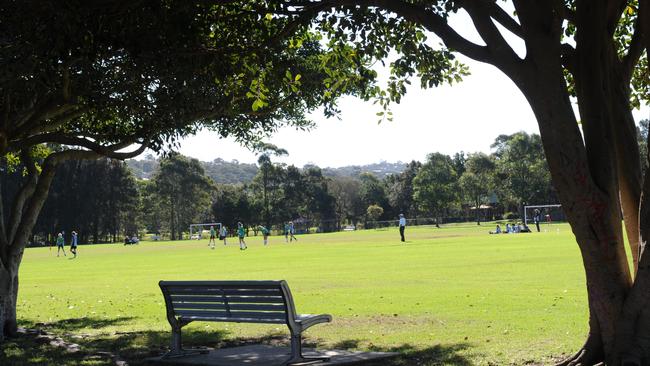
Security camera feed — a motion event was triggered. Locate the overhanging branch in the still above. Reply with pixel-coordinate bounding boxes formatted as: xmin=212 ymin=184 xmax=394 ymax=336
xmin=461 ymin=0 xmax=522 ymax=66
xmin=621 ymin=12 xmax=645 ymax=84
xmin=286 ymin=0 xmax=493 ymax=63
xmin=10 ymin=133 xmax=148 ymax=160
xmin=485 ymin=1 xmax=523 ymax=38
xmin=551 ymin=0 xmax=576 ymax=24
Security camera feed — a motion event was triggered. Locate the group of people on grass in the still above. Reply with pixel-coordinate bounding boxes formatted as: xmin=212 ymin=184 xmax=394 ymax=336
xmin=489 ymin=222 xmax=532 ymax=234
xmin=54 ymin=231 xmax=78 ymax=258
xmin=207 ymin=221 xmax=298 ymax=250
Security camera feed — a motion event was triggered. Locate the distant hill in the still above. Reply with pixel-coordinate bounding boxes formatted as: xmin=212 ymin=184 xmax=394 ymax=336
xmin=126 ymin=155 xmax=159 ymax=180
xmin=127 ymin=157 xmax=405 ymax=183
xmin=322 ymin=161 xmax=406 ymax=179
xmin=127 ymin=156 xmax=259 ymax=184
xmin=202 ymin=158 xmax=259 ymax=184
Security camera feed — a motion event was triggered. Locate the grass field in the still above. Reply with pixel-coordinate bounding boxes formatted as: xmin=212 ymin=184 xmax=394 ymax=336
xmin=3 ymin=223 xmax=588 ymax=365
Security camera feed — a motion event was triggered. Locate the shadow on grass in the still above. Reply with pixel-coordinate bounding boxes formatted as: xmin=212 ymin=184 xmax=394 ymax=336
xmin=3 ymin=317 xmax=476 ymax=366
xmin=330 ymin=339 xmax=474 ymax=366
xmin=24 ymin=316 xmax=136 ymax=333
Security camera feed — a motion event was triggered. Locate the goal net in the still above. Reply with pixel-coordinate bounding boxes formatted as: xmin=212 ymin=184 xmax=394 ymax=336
xmin=524 ymin=204 xmax=565 ymax=227
xmin=189 ymin=222 xmax=222 ymax=239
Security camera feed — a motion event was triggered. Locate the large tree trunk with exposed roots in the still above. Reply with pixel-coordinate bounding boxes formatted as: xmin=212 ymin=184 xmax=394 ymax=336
xmin=468 ymin=2 xmax=650 ymax=363
xmin=0 ymin=150 xmax=100 ymax=341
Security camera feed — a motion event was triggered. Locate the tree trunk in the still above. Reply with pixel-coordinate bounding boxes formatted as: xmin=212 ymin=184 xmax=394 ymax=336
xmin=518 ymin=59 xmax=633 ymax=365
xmin=0 ymin=252 xmax=21 ymax=341
xmin=0 ymin=153 xmax=64 ymax=340
xmin=170 ymin=200 xmax=176 ymax=241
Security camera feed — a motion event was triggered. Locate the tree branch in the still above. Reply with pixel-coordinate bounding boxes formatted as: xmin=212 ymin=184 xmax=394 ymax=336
xmin=551 ymin=0 xmax=576 ymax=24
xmin=485 ymin=1 xmax=524 ymax=38
xmin=621 ymin=3 xmax=646 ymax=83
xmin=11 ymin=97 xmax=74 ymax=139
xmin=6 ymin=151 xmax=38 ymax=245
xmin=461 ymin=0 xmax=523 ymax=66
xmin=366 ymin=0 xmax=494 ymax=63
xmin=10 ymin=133 xmax=148 ymax=160
xmin=8 ymin=149 xmax=101 ymax=256
xmin=643 ymin=0 xmax=650 ymax=53
xmin=561 ymin=43 xmax=577 ymax=75
xmin=607 ymin=0 xmax=631 ymax=36
xmin=286 ymin=0 xmax=493 ymax=63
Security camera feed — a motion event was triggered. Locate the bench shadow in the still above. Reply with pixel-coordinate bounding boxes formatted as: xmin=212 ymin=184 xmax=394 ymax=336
xmin=5 ymin=318 xmax=476 ymax=366
xmin=23 ymin=316 xmax=136 ymax=333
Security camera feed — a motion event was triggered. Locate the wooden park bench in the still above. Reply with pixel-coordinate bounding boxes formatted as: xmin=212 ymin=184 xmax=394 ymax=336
xmin=159 ymin=280 xmax=332 ymax=365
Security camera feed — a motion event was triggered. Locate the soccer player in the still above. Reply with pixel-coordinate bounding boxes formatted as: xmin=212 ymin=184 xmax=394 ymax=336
xmin=284 ymin=222 xmax=290 ymax=243
xmin=208 ymin=226 xmax=216 ymax=249
xmin=399 ymin=214 xmax=406 ymax=242
xmin=237 ymin=222 xmax=247 ymax=250
xmin=533 ymin=209 xmax=541 ymax=232
xmin=288 ymin=221 xmax=298 ymax=242
xmin=70 ymin=231 xmax=78 ymax=258
xmin=259 ymin=225 xmax=270 ymax=246
xmin=56 ymin=232 xmax=66 ymax=257
xmin=219 ymin=225 xmax=228 ymax=245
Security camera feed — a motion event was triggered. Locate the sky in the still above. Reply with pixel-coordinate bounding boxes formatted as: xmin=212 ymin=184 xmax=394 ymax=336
xmin=174 ymin=11 xmax=650 ymax=168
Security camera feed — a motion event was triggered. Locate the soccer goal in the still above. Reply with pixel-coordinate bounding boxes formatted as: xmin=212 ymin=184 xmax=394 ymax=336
xmin=524 ymin=204 xmax=564 ymax=225
xmin=189 ymin=223 xmax=222 ymax=240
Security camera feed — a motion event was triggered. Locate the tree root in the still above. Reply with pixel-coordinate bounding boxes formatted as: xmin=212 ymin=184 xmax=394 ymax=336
xmin=555 ymin=334 xmax=604 ymax=366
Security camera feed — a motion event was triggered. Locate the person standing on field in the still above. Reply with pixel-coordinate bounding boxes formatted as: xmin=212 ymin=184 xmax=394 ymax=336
xmin=219 ymin=225 xmax=228 ymax=245
xmin=259 ymin=225 xmax=270 ymax=246
xmin=56 ymin=232 xmax=66 ymax=257
xmin=208 ymin=225 xmax=216 ymax=249
xmin=533 ymin=209 xmax=541 ymax=232
xmin=237 ymin=222 xmax=247 ymax=250
xmin=288 ymin=221 xmax=298 ymax=242
xmin=70 ymin=231 xmax=78 ymax=258
xmin=399 ymin=214 xmax=406 ymax=242
xmin=284 ymin=222 xmax=290 ymax=243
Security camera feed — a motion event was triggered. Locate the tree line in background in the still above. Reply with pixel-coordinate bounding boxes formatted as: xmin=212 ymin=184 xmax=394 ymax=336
xmin=12 ymin=128 xmax=645 ymax=244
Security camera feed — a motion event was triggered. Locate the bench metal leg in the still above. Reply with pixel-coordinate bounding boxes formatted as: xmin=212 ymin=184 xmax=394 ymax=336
xmin=285 ymin=333 xmax=330 ymax=366
xmin=162 ymin=328 xmax=210 ymax=359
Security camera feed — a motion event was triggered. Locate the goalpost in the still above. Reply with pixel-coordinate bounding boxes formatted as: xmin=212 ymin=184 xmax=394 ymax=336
xmin=524 ymin=204 xmax=562 ymax=225
xmin=189 ymin=222 xmax=222 ymax=239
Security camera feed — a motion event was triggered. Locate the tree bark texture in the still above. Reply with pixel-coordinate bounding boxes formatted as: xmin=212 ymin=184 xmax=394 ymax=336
xmin=465 ymin=2 xmax=644 ymax=363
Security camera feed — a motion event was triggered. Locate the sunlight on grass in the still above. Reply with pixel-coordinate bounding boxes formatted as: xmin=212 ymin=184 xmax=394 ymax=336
xmin=16 ymin=223 xmax=587 ymax=365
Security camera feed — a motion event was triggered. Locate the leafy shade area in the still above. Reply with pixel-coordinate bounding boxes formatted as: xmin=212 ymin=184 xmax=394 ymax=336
xmin=9 ymin=224 xmax=588 ymax=365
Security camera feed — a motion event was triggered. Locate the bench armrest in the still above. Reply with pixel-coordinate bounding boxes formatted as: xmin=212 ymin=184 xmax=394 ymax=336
xmin=295 ymin=314 xmax=332 ymax=331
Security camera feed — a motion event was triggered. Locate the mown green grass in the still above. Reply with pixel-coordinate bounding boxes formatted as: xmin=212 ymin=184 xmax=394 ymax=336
xmin=12 ymin=223 xmax=587 ymax=365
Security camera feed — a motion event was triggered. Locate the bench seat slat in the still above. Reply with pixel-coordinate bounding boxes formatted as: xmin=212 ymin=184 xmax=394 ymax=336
xmin=178 ymin=315 xmax=287 ymax=324
xmin=172 ymin=303 xmax=286 ymax=312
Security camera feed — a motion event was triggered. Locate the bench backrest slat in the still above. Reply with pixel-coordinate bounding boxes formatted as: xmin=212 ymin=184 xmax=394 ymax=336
xmin=160 ymin=280 xmax=299 ymax=326
xmin=171 ymin=302 xmax=286 ymax=312
xmin=170 ymin=295 xmax=284 ymax=304
xmin=166 ymin=289 xmax=282 ymax=297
